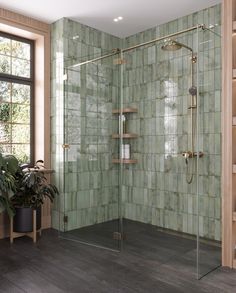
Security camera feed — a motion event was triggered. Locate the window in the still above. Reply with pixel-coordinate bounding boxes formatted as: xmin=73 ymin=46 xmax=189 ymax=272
xmin=0 ymin=32 xmax=34 ymax=164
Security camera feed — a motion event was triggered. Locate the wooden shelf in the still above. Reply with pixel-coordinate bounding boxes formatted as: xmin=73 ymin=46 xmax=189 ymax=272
xmin=112 ymin=133 xmax=138 ymax=139
xmin=233 ymin=212 xmax=236 ymax=221
xmin=233 ymin=69 xmax=236 ymax=79
xmin=233 ymin=164 xmax=236 ymax=173
xmin=233 ymin=117 xmax=236 ymax=125
xmin=233 ymin=21 xmax=236 ymax=31
xmin=112 ymin=159 xmax=138 ymax=164
xmin=112 ymin=108 xmax=138 ymax=114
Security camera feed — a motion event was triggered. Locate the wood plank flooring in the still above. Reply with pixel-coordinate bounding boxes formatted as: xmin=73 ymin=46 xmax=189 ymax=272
xmin=0 ymin=220 xmax=235 ymax=293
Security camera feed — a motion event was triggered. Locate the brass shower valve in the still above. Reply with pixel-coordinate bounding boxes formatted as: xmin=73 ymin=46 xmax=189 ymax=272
xmin=182 ymin=151 xmax=204 ymax=158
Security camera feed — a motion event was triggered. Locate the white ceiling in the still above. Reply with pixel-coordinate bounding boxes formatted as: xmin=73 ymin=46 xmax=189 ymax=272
xmin=0 ymin=0 xmax=221 ymax=37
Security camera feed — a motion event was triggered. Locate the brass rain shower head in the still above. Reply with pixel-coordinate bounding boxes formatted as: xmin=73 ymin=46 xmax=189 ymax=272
xmin=161 ymin=38 xmax=193 ymax=53
xmin=161 ymin=39 xmax=183 ymax=51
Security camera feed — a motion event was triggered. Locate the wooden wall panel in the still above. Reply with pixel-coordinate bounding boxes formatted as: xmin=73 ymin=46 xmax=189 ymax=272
xmin=222 ymin=0 xmax=236 ymax=268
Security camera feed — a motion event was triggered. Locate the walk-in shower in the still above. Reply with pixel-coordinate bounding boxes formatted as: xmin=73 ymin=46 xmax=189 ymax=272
xmin=52 ymin=15 xmax=222 ymax=280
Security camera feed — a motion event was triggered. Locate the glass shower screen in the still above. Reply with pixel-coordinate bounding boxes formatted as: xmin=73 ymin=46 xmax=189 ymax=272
xmin=60 ymin=54 xmax=122 ymax=251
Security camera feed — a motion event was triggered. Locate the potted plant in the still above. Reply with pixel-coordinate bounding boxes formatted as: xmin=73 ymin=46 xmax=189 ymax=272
xmin=11 ymin=160 xmax=59 ymax=234
xmin=0 ymin=153 xmax=19 ymax=218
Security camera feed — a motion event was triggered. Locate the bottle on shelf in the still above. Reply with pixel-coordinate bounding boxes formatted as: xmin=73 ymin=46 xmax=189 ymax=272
xmin=121 ymin=144 xmax=131 ymax=159
xmin=119 ymin=114 xmax=127 ymax=134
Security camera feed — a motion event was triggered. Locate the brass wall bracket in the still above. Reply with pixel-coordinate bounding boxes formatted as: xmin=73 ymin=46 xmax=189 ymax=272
xmin=113 ymin=231 xmax=126 ymax=240
xmin=113 ymin=58 xmax=127 ymax=65
xmin=62 ymin=144 xmax=70 ymax=149
xmin=191 ymin=55 xmax=197 ymax=63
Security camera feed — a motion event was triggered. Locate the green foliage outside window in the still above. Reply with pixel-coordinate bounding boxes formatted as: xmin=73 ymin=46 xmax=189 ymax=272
xmin=0 ymin=33 xmax=33 ymax=164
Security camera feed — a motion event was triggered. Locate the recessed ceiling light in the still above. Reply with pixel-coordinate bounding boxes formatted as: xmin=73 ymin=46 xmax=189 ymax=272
xmin=113 ymin=16 xmax=123 ymax=22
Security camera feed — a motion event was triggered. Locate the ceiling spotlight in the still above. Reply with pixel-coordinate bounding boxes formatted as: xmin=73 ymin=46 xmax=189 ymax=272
xmin=113 ymin=16 xmax=123 ymax=22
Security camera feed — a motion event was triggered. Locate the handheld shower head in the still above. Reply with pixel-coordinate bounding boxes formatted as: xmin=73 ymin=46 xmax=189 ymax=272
xmin=189 ymin=86 xmax=197 ymax=96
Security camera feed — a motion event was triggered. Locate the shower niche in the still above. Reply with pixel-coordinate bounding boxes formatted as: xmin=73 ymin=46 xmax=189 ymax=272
xmin=112 ymin=107 xmax=138 ymax=164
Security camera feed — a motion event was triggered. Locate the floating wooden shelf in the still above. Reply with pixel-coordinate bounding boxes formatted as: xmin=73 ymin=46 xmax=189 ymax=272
xmin=233 ymin=69 xmax=236 ymax=79
xmin=112 ymin=108 xmax=138 ymax=114
xmin=233 ymin=21 xmax=236 ymax=31
xmin=233 ymin=212 xmax=236 ymax=222
xmin=112 ymin=133 xmax=138 ymax=139
xmin=233 ymin=117 xmax=236 ymax=125
xmin=112 ymin=159 xmax=138 ymax=164
xmin=233 ymin=164 xmax=236 ymax=173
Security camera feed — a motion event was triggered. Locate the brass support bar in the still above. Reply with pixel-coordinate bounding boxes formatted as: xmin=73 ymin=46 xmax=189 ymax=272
xmin=68 ymin=24 xmax=205 ymax=68
xmin=113 ymin=58 xmax=127 ymax=65
xmin=69 ymin=48 xmax=120 ymax=68
xmin=122 ymin=24 xmax=204 ymax=53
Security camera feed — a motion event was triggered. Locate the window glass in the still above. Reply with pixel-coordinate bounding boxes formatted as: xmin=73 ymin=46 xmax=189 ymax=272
xmin=0 ymin=33 xmax=34 ymax=163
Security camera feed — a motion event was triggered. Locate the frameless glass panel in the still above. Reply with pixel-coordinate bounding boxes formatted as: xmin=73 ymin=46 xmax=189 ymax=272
xmin=197 ymin=25 xmax=221 ymax=279
xmin=61 ymin=53 xmax=122 ymax=251
xmin=58 ymin=20 xmax=222 ymax=275
xmin=120 ymin=29 xmax=200 ymax=274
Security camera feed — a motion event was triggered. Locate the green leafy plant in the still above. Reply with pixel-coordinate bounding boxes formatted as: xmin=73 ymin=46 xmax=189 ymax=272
xmin=0 ymin=153 xmax=59 ymax=216
xmin=11 ymin=160 xmax=59 ymax=209
xmin=0 ymin=153 xmax=19 ymax=217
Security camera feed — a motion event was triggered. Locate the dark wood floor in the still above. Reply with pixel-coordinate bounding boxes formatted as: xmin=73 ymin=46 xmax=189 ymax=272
xmin=0 ymin=220 xmax=235 ymax=293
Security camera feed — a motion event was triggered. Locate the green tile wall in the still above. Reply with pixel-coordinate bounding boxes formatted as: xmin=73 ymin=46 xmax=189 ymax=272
xmin=51 ymin=4 xmax=221 ymax=241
